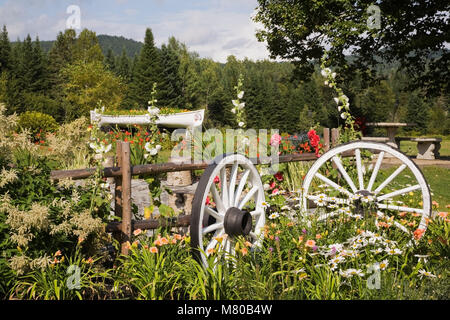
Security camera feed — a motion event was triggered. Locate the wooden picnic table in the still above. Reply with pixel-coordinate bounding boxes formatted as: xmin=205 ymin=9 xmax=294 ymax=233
xmin=366 ymin=122 xmax=416 ymax=149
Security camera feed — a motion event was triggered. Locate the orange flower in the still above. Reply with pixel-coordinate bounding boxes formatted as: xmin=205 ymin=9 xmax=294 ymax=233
xmin=173 ymin=234 xmax=183 ymax=241
xmin=85 ymin=257 xmax=94 ymax=264
xmin=149 ymin=246 xmax=158 ymax=254
xmin=298 ymin=236 xmax=304 ymax=243
xmin=241 ymin=247 xmax=248 ymax=256
xmin=244 ymin=241 xmax=253 ymax=247
xmin=438 ymin=212 xmax=448 ymax=219
xmin=161 ymin=237 xmax=169 ymax=245
xmin=315 ymin=234 xmax=322 ymax=240
xmin=413 ymin=228 xmax=425 ymax=240
xmin=432 ymin=201 xmax=439 ymax=208
xmin=305 ymin=240 xmax=316 ymax=248
xmin=399 ymin=211 xmax=408 ymax=217
xmin=133 ymin=228 xmax=143 ymax=236
xmin=287 ymin=222 xmax=294 ymax=227
xmin=54 ymin=250 xmax=62 ymax=257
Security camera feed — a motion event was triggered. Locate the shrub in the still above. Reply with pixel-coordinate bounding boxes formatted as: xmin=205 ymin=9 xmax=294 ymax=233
xmin=18 ymin=111 xmax=58 ymax=140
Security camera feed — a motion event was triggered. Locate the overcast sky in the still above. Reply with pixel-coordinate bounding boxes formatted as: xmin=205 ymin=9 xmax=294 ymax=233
xmin=0 ymin=0 xmax=272 ymax=62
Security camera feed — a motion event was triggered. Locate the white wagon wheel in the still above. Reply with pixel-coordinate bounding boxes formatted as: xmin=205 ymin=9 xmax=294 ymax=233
xmin=302 ymin=141 xmax=432 ymax=239
xmin=191 ymin=154 xmax=266 ymax=267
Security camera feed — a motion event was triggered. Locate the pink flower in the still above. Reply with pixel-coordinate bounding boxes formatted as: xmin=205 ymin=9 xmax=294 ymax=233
xmin=270 ymin=133 xmax=282 ymax=146
xmin=272 ymin=188 xmax=279 ymax=195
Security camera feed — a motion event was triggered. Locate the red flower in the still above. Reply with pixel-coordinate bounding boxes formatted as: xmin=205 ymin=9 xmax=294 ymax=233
xmin=269 ymin=181 xmax=276 ymax=189
xmin=274 ymin=172 xmax=283 ymax=181
xmin=213 ymin=176 xmax=220 ymax=184
xmin=308 ymin=129 xmax=320 ymax=148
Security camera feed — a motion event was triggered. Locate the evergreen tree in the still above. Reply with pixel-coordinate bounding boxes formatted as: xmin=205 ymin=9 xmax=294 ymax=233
xmin=116 ymin=47 xmax=131 ymax=82
xmin=128 ymin=28 xmax=163 ymax=109
xmin=405 ymin=92 xmax=429 ymax=134
xmin=159 ymin=43 xmax=182 ymax=108
xmin=104 ymin=47 xmax=116 ymax=72
xmin=0 ymin=25 xmax=12 ymax=73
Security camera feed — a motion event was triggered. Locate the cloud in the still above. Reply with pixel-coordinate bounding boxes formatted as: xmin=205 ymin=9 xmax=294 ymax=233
xmin=153 ymin=8 xmax=270 ymax=62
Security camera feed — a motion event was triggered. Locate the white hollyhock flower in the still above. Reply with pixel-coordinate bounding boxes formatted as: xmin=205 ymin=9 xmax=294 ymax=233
xmin=238 ymin=91 xmax=244 ymax=99
xmin=231 ymin=108 xmax=236 ymax=114
xmin=341 ymin=113 xmax=348 ymax=119
xmin=334 ymin=97 xmax=340 ymax=105
xmin=324 ymin=80 xmax=329 ymax=86
xmin=331 ymin=72 xmax=336 ymax=79
xmin=321 ymin=68 xmax=331 ymax=77
xmin=145 ymin=143 xmax=162 ymax=155
xmin=232 ymin=100 xmax=240 ymax=107
xmin=148 ymin=106 xmax=160 ymax=116
xmin=238 ymin=122 xmax=245 ymax=127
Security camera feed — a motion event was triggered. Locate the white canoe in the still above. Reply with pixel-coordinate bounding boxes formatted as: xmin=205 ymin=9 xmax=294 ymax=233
xmin=90 ymin=109 xmax=205 ymax=129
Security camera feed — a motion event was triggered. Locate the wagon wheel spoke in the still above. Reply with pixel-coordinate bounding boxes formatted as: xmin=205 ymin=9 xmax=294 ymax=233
xmin=250 ymin=209 xmax=263 ymax=217
xmin=238 ymin=185 xmax=259 ymax=210
xmin=205 ymin=230 xmax=224 ymax=254
xmin=314 ymin=172 xmax=353 ymax=197
xmin=367 ymin=151 xmax=385 ymax=192
xmin=204 ymin=206 xmax=224 ymax=221
xmin=376 ymin=211 xmax=411 ymax=234
xmin=306 ymin=194 xmax=351 ymax=205
xmin=220 ymin=167 xmax=229 ymax=208
xmin=332 ymin=156 xmax=358 ymax=193
xmin=202 ymin=222 xmax=224 ymax=235
xmin=376 ymin=203 xmax=424 ymax=214
xmin=210 ymin=184 xmax=226 ymax=214
xmin=373 ymin=164 xmax=407 ymax=194
xmin=233 ymin=169 xmax=250 ymax=207
xmin=377 ymin=184 xmax=421 ymax=202
xmin=355 ymin=148 xmax=365 ymax=190
xmin=228 ymin=163 xmax=239 ymax=207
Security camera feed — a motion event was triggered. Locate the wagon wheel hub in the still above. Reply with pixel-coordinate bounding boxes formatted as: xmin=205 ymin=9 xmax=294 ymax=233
xmin=224 ymin=207 xmax=252 ymax=237
xmin=354 ymin=190 xmax=377 ymax=218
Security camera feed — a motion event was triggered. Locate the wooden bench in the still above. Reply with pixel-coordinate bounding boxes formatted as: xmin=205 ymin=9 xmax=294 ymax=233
xmin=395 ymin=137 xmax=442 ymax=159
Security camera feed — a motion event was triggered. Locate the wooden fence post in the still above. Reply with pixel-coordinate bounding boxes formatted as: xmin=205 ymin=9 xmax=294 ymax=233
xmin=113 ymin=141 xmax=123 ymax=244
xmin=323 ymin=128 xmax=330 ymax=152
xmin=331 ymin=128 xmax=340 ymax=148
xmin=120 ymin=142 xmax=132 ymax=255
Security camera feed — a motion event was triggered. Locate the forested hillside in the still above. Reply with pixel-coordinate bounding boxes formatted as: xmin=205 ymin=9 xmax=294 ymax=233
xmin=1 ymin=26 xmax=448 ymax=135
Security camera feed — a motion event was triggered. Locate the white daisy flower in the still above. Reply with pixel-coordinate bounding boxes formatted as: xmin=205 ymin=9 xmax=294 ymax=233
xmin=371 ymin=248 xmax=383 ymax=254
xmin=269 ymin=212 xmax=279 ymax=220
xmin=378 ymin=259 xmax=389 ymax=271
xmin=418 ymin=269 xmax=437 ymax=279
xmin=314 ymin=198 xmax=326 ymax=207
